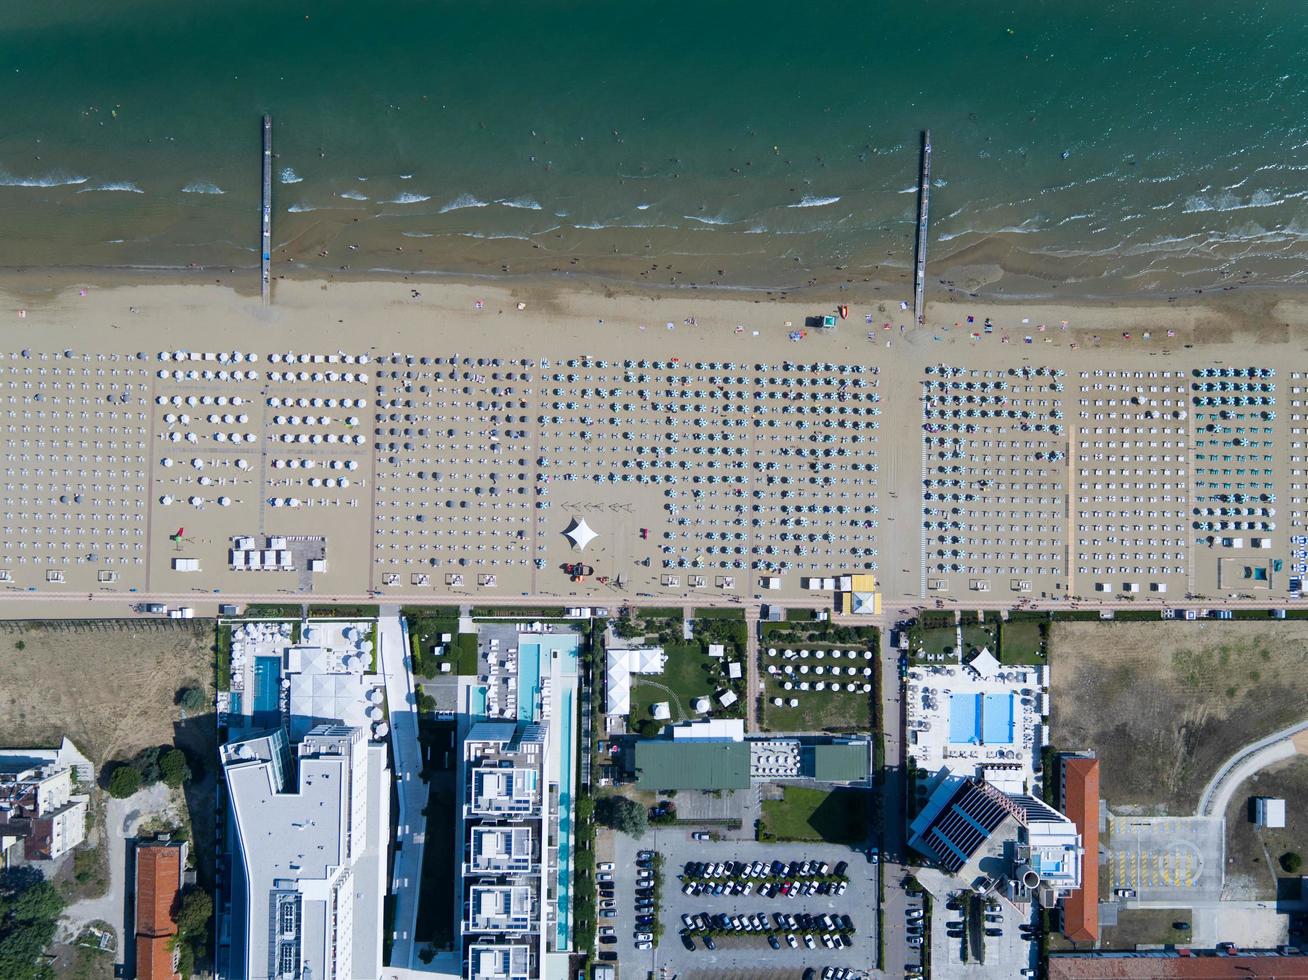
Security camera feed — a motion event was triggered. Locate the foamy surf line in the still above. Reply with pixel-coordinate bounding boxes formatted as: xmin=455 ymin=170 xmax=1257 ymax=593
xmin=439 ymin=194 xmax=543 ymax=213
xmin=78 ymin=182 xmax=144 ymax=194
xmin=0 ymin=171 xmax=88 ymax=188
xmin=182 ymin=181 xmax=225 ymax=195
xmin=787 ymin=195 xmax=841 ymax=208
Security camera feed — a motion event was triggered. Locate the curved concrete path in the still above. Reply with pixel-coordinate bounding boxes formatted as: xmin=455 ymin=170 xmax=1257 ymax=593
xmin=1198 ymin=718 xmax=1308 ymax=817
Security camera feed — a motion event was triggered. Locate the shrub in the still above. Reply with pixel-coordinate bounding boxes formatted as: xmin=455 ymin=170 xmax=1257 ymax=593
xmin=178 ymin=686 xmax=206 ymax=712
xmin=107 ymin=765 xmax=141 ymax=799
xmin=1281 ymin=851 xmax=1302 ymax=873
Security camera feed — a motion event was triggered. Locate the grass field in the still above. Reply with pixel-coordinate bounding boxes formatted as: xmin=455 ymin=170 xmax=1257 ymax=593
xmin=999 ymin=619 xmax=1046 ymax=663
xmin=630 ymin=641 xmax=717 ymax=725
xmin=760 ymin=786 xmax=870 ymax=844
xmin=1050 ymin=621 xmax=1308 ymax=812
xmin=1098 ymin=908 xmax=1193 ymax=949
xmin=760 ymin=652 xmax=875 ymax=733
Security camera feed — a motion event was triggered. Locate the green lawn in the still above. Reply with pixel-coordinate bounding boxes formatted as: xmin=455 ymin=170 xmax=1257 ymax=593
xmin=453 ymin=633 xmax=479 ymax=675
xmin=914 ymin=625 xmax=957 ymax=658
xmin=694 ymin=607 xmax=746 ymax=619
xmin=630 ymin=642 xmax=717 ymax=724
xmin=761 ymin=786 xmax=871 ymax=844
xmin=999 ymin=619 xmax=1046 ymax=663
xmin=761 ymin=664 xmax=874 ymax=733
xmin=960 ymin=623 xmax=998 ymax=656
xmin=404 ymin=607 xmax=462 ymax=677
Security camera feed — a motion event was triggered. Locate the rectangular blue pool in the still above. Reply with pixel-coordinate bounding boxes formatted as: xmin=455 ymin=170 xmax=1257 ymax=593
xmin=982 ymin=693 xmax=1015 ymax=744
xmin=948 ymin=693 xmax=981 ymax=744
xmin=252 ymin=656 xmax=282 ymax=715
xmin=517 ymin=642 xmax=542 ymax=722
xmin=554 ymin=686 xmax=575 ymax=950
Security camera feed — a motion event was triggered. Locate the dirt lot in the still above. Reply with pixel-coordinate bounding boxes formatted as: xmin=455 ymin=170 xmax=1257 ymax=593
xmin=0 ymin=619 xmax=214 ymax=767
xmin=1049 ymin=621 xmax=1308 ymax=813
xmin=1223 ymin=755 xmax=1308 ymax=901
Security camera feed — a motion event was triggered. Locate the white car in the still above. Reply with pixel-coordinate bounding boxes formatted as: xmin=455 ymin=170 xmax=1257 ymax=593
xmin=597 ymin=873 xmax=613 ymax=882
xmin=635 ymin=941 xmax=652 ymax=950
xmin=597 ymin=862 xmax=615 ymax=872
xmin=634 ymin=932 xmax=653 ymax=942
xmin=786 ymin=933 xmax=798 ymax=948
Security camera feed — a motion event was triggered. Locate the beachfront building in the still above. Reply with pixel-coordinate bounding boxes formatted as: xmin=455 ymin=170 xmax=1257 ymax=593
xmin=458 ymin=622 xmax=583 ymax=978
xmin=909 ymin=773 xmax=1083 ymax=910
xmin=905 ymin=655 xmax=1047 ymax=793
xmin=460 ymin=721 xmax=547 ymax=980
xmin=220 ymin=724 xmax=390 ymax=980
xmin=0 ymin=742 xmax=90 ymax=861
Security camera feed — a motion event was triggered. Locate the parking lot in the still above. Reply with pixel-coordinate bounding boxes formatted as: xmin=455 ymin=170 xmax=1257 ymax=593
xmin=612 ymin=826 xmax=879 ymax=979
xmin=929 ymin=892 xmax=1036 ymax=980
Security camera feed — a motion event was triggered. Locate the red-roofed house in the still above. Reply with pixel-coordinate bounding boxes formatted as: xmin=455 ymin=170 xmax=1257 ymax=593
xmin=134 ymin=839 xmax=187 ymax=980
xmin=1061 ymin=754 xmax=1100 ymax=943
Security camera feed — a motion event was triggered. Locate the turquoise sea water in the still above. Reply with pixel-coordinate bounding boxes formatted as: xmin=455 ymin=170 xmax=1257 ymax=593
xmin=2 ymin=1 xmax=1308 ymax=294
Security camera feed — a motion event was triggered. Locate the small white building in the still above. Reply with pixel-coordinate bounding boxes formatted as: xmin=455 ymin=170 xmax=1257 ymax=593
xmin=1255 ymin=796 xmax=1286 ymax=829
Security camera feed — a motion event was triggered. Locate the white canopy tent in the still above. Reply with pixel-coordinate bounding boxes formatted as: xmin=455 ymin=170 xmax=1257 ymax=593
xmin=563 ymin=516 xmax=598 ymax=551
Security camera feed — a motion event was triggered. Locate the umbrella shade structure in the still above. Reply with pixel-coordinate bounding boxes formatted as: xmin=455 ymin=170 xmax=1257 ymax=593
xmin=563 ymin=516 xmax=598 ymax=551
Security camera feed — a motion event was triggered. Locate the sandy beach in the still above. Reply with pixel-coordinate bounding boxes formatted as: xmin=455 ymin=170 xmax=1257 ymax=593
xmin=0 ymin=270 xmax=1306 ymax=608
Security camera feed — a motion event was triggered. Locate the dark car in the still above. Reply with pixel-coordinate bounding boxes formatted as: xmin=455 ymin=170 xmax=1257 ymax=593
xmin=768 ymin=934 xmax=782 ymax=949
xmin=834 ymin=861 xmax=848 ymax=876
xmin=841 ymin=914 xmax=854 ymax=931
xmin=704 ymin=935 xmax=717 ymax=951
xmin=985 ymin=928 xmax=1003 ymax=937
xmin=1174 ymin=921 xmax=1191 ymax=931
xmin=682 ymin=933 xmax=696 ymax=951
xmin=599 ymin=951 xmax=618 ymax=962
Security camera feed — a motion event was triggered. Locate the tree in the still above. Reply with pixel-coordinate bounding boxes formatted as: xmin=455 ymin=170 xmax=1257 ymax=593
xmin=131 ymin=746 xmax=165 ymax=786
xmin=107 ymin=765 xmax=141 ymax=799
xmin=0 ymin=866 xmax=64 ymax=980
xmin=174 ymin=889 xmax=213 ymax=940
xmin=594 ymin=796 xmax=647 ymax=837
xmin=177 ymin=686 xmax=206 ymax=712
xmin=1281 ymin=851 xmax=1303 ymax=874
xmin=160 ymin=749 xmax=192 ymax=789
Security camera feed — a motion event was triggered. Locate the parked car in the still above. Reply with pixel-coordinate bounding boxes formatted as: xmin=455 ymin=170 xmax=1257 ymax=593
xmin=768 ymin=934 xmax=781 ymax=949
xmin=703 ymin=935 xmax=717 ymax=950
xmin=597 ymin=862 xmax=615 ymax=872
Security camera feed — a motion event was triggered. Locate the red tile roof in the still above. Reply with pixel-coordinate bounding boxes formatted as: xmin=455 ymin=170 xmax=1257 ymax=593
xmin=136 ymin=935 xmax=179 ymax=980
xmin=135 ymin=844 xmax=182 ymax=980
xmin=1061 ymin=756 xmax=1100 ymax=943
xmin=1049 ymin=954 xmax=1308 ymax=979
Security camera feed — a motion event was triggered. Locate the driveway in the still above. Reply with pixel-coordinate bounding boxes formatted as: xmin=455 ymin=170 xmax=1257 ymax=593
xmin=61 ymin=782 xmax=173 ymax=971
xmin=1104 ymin=813 xmax=1225 ymax=905
xmin=612 ymin=826 xmax=878 ymax=978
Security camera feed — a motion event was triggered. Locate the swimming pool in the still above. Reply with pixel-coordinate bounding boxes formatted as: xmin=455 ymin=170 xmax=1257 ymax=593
xmin=472 ymin=684 xmax=488 ymax=718
xmin=252 ymin=656 xmax=282 ymax=715
xmin=948 ymin=693 xmax=981 ymax=744
xmin=982 ymin=693 xmax=1015 ymax=744
xmin=554 ymin=686 xmax=575 ymax=950
xmin=517 ymin=642 xmax=542 ymax=722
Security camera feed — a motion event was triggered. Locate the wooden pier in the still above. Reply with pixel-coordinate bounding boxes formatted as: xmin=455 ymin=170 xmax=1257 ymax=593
xmin=913 ymin=129 xmax=931 ymax=325
xmin=261 ymin=114 xmax=272 ymax=304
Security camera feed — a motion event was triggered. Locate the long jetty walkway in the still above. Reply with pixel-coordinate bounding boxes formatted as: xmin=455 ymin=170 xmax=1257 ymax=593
xmin=912 ymin=129 xmax=931 ymax=325
xmin=261 ymin=114 xmax=272 ymax=304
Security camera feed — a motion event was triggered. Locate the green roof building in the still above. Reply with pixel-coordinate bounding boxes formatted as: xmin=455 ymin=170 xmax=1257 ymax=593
xmin=634 ymin=741 xmax=750 ymax=790
xmin=805 ymin=743 xmax=870 ymax=783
